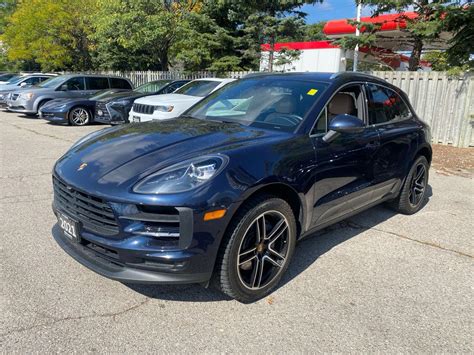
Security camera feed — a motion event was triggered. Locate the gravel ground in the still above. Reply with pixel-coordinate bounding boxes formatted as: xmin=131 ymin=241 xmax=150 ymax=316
xmin=1 ymin=113 xmax=473 ymax=353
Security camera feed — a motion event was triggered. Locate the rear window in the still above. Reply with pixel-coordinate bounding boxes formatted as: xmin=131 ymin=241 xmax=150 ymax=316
xmin=174 ymin=80 xmax=220 ymax=97
xmin=86 ymin=77 xmax=110 ymax=90
xmin=110 ymin=78 xmax=132 ymax=90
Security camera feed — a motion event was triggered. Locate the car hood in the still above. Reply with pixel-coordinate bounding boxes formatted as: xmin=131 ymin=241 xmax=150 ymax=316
xmin=97 ymin=90 xmax=144 ymax=103
xmin=54 ymin=118 xmax=286 ymax=193
xmin=134 ymin=93 xmax=200 ymax=107
xmin=0 ymin=84 xmax=19 ymax=91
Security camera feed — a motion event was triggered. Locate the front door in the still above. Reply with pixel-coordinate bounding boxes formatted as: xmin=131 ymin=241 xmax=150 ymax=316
xmin=309 ymin=84 xmax=381 ymax=228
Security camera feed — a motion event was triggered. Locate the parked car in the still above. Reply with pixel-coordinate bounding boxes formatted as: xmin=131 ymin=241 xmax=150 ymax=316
xmin=0 ymin=74 xmax=57 ymax=107
xmin=95 ymin=79 xmax=189 ymax=125
xmin=128 ymin=78 xmax=235 ymax=123
xmin=0 ymin=73 xmax=19 ymax=84
xmin=5 ymin=74 xmax=133 ymax=116
xmin=39 ymin=89 xmax=133 ymax=126
xmin=51 ymin=72 xmax=432 ymax=302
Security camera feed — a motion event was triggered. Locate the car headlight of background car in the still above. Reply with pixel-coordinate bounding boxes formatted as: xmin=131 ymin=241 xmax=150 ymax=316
xmin=154 ymin=105 xmax=174 ymax=112
xmin=19 ymin=92 xmax=34 ymax=100
xmin=133 ymin=155 xmax=229 ymax=194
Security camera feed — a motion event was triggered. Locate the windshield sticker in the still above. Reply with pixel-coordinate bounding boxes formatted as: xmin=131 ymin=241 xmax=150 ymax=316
xmin=307 ymin=89 xmax=318 ymax=96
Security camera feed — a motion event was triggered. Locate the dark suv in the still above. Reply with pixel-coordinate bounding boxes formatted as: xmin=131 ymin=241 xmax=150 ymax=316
xmin=94 ymin=79 xmax=189 ymax=124
xmin=6 ymin=74 xmax=133 ymax=115
xmin=51 ymin=72 xmax=431 ymax=302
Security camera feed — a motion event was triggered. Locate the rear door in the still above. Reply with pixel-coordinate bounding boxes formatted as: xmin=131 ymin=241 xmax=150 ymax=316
xmin=310 ymin=83 xmax=381 ymax=228
xmin=85 ymin=76 xmax=110 ymax=95
xmin=365 ymin=83 xmax=420 ymax=198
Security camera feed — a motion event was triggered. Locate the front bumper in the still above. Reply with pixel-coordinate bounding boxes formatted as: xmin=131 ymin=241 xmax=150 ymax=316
xmin=52 ymin=224 xmax=210 ymax=284
xmin=39 ymin=109 xmax=68 ymax=123
xmin=50 ymin=175 xmax=235 ymax=285
xmin=95 ymin=101 xmax=129 ymax=125
xmin=6 ymin=96 xmax=36 ymax=114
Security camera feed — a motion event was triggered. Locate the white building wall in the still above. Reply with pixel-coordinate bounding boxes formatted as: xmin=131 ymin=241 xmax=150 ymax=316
xmin=260 ymin=48 xmax=347 ymax=73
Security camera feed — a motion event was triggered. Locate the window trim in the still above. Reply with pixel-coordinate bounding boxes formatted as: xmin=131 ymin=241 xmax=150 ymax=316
xmin=364 ymin=82 xmax=414 ymax=127
xmin=309 ymin=81 xmax=368 ymax=138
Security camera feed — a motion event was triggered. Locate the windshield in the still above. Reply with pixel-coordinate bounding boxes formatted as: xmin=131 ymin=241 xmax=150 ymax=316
xmin=5 ymin=75 xmax=22 ymax=84
xmin=37 ymin=76 xmax=66 ymax=88
xmin=0 ymin=73 xmax=17 ymax=82
xmin=186 ymin=78 xmax=328 ymax=133
xmin=174 ymin=80 xmax=221 ymax=97
xmin=135 ymin=80 xmax=172 ymax=93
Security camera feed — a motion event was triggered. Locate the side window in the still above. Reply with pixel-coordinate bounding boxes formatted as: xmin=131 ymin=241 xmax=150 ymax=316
xmin=23 ymin=77 xmax=40 ymax=85
xmin=366 ymin=84 xmax=412 ymax=125
xmin=311 ymin=84 xmax=364 ymax=135
xmin=86 ymin=77 xmax=109 ymax=90
xmin=162 ymin=82 xmax=181 ymax=94
xmin=65 ymin=77 xmax=85 ymax=91
xmin=110 ymin=78 xmax=132 ymax=89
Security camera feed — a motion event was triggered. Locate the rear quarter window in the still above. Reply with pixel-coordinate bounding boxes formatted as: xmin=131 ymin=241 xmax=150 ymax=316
xmin=110 ymin=78 xmax=132 ymax=90
xmin=86 ymin=77 xmax=110 ymax=90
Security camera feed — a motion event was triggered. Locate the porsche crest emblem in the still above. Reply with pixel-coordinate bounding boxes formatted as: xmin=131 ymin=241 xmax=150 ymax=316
xmin=77 ymin=162 xmax=88 ymax=171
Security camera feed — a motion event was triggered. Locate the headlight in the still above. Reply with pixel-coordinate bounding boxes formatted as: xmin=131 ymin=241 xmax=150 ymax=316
xmin=0 ymin=94 xmax=5 ymax=100
xmin=133 ymin=155 xmax=228 ymax=194
xmin=19 ymin=92 xmax=34 ymax=100
xmin=154 ymin=105 xmax=174 ymax=112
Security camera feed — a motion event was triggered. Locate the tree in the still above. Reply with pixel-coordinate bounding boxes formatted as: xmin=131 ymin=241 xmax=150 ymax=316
xmin=91 ymin=0 xmax=202 ymax=71
xmin=2 ymin=0 xmax=95 ymax=71
xmin=171 ymin=10 xmax=239 ymax=72
xmin=237 ymin=0 xmax=323 ymax=71
xmin=304 ymin=21 xmax=327 ymax=41
xmin=339 ymin=1 xmax=471 ymax=71
xmin=443 ymin=3 xmax=473 ymax=69
xmin=0 ymin=0 xmax=17 ymax=33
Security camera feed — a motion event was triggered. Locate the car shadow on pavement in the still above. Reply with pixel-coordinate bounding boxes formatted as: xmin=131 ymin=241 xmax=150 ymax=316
xmin=126 ymin=185 xmax=432 ymax=303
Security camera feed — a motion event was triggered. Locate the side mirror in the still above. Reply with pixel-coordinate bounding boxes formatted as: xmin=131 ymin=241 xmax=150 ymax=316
xmin=323 ymin=114 xmax=365 ymax=143
xmin=20 ymin=82 xmax=27 ymax=87
xmin=59 ymin=84 xmax=68 ymax=91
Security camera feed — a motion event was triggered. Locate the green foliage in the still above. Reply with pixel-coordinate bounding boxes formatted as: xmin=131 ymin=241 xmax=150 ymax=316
xmin=2 ymin=0 xmax=95 ymax=71
xmin=303 ymin=21 xmax=327 ymax=41
xmin=338 ymin=1 xmax=471 ymax=71
xmin=443 ymin=4 xmax=473 ymax=69
xmin=0 ymin=0 xmax=17 ymax=33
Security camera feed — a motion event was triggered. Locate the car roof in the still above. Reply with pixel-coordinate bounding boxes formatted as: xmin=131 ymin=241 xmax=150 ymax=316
xmin=192 ymin=78 xmax=234 ymax=83
xmin=241 ymin=71 xmax=390 ymax=86
xmin=58 ymin=74 xmax=131 ymax=80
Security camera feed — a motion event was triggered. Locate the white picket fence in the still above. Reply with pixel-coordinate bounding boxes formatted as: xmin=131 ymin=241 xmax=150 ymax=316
xmin=92 ymin=70 xmax=473 ymax=147
xmin=96 ymin=70 xmax=255 ymax=87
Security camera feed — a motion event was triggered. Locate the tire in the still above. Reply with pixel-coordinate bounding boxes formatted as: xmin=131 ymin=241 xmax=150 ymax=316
xmin=215 ymin=195 xmax=297 ymax=303
xmin=68 ymin=107 xmax=90 ymax=126
xmin=390 ymin=156 xmax=429 ymax=215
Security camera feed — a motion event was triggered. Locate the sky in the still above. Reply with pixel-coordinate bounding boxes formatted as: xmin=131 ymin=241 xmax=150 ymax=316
xmin=299 ymin=0 xmax=375 ymax=23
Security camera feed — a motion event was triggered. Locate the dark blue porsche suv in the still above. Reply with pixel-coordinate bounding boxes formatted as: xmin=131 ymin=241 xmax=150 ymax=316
xmin=52 ymin=72 xmax=431 ymax=302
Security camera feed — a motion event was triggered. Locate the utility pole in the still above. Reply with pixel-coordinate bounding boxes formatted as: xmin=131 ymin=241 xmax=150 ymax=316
xmin=353 ymin=1 xmax=362 ymax=72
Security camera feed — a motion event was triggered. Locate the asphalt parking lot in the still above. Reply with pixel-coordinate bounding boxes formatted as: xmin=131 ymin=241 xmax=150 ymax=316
xmin=1 ymin=112 xmax=473 ymax=353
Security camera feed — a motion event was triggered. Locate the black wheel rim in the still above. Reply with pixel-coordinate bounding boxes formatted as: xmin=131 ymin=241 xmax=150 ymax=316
xmin=409 ymin=163 xmax=427 ymax=207
xmin=237 ymin=210 xmax=290 ymax=290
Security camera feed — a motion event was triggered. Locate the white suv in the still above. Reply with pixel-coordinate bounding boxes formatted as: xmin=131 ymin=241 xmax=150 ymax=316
xmin=128 ymin=78 xmax=235 ymax=123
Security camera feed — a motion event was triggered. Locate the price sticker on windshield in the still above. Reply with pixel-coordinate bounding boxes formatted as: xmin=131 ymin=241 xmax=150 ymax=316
xmin=307 ymin=89 xmax=318 ymax=96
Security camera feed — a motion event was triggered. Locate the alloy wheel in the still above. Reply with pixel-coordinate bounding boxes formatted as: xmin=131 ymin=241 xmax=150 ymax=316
xmin=237 ymin=210 xmax=290 ymax=290
xmin=409 ymin=163 xmax=427 ymax=207
xmin=70 ymin=108 xmax=90 ymax=126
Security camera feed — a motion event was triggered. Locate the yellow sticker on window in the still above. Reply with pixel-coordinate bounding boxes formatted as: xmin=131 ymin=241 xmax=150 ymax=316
xmin=307 ymin=89 xmax=318 ymax=96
